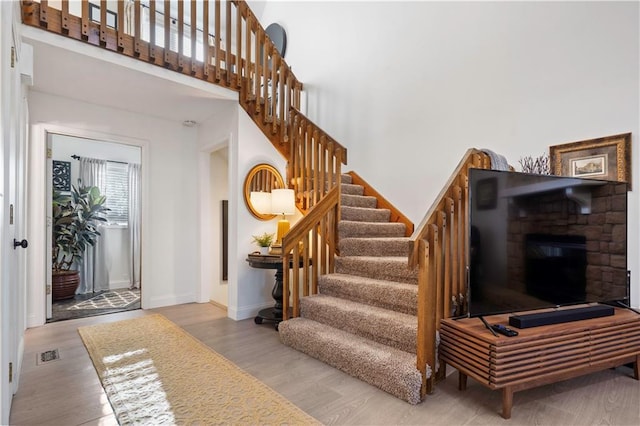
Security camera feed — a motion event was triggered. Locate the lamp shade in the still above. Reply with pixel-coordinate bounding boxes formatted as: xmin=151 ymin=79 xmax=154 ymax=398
xmin=270 ymin=189 xmax=295 ymax=215
xmin=249 ymin=191 xmax=272 ymax=215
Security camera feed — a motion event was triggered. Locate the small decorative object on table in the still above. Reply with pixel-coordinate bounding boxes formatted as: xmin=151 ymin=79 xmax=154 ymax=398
xmin=252 ymin=232 xmax=274 ymax=255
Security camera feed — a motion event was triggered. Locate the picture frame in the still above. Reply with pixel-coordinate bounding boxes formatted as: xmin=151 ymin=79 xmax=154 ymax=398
xmin=549 ymin=133 xmax=631 ymax=189
xmin=52 ymin=160 xmax=71 ymax=192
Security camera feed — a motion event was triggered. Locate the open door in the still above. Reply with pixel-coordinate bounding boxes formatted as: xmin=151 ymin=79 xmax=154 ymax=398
xmin=0 ymin=5 xmax=29 ymax=421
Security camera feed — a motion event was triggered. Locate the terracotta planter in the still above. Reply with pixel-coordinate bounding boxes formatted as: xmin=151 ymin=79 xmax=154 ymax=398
xmin=52 ymin=270 xmax=80 ymax=301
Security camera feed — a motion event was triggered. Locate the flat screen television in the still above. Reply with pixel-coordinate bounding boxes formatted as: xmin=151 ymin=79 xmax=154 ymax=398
xmin=468 ymin=168 xmax=629 ymax=317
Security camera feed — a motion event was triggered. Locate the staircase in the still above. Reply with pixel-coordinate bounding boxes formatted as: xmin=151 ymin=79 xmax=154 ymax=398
xmin=23 ymin=0 xmax=492 ymax=404
xmin=279 ymin=173 xmax=428 ymax=404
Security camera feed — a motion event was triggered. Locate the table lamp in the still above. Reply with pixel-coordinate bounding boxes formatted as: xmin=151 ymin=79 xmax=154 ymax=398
xmin=250 ymin=191 xmax=272 ymax=215
xmin=270 ymin=188 xmax=295 ymax=247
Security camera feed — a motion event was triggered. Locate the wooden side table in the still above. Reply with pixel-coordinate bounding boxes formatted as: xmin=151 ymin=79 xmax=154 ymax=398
xmin=246 ymin=254 xmax=286 ymax=329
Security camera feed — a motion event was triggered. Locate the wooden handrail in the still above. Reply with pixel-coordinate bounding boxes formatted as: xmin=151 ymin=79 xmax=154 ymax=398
xmin=282 ymin=185 xmax=340 ymax=319
xmin=411 ymin=149 xmax=492 ymax=398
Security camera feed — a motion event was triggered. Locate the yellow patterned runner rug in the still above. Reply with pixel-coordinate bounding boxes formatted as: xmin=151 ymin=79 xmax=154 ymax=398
xmin=78 ymin=314 xmax=319 ymax=425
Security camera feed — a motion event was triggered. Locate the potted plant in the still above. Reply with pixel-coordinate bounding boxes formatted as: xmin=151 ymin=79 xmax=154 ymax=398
xmin=52 ymin=183 xmax=109 ymax=301
xmin=252 ymin=232 xmax=274 ymax=255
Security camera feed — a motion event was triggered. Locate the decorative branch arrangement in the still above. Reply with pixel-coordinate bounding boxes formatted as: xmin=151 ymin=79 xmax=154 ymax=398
xmin=518 ymin=153 xmax=550 ymax=175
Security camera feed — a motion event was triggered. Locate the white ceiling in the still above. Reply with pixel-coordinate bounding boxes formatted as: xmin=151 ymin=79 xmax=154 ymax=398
xmin=23 ymin=28 xmax=237 ymax=125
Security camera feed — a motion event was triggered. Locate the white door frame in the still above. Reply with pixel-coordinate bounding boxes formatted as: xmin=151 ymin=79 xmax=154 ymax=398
xmin=28 ymin=123 xmax=148 ymax=327
xmin=198 ymin=135 xmax=230 ymax=305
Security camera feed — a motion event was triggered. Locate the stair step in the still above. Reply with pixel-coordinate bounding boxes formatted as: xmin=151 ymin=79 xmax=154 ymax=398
xmin=339 ymin=237 xmax=412 ymax=257
xmin=336 ymin=256 xmax=418 ymax=284
xmin=301 ymin=294 xmax=417 ymax=354
xmin=340 ymin=206 xmax=390 ymax=223
xmin=279 ymin=317 xmax=426 ymax=404
xmin=341 ymin=174 xmax=352 ymax=184
xmin=341 ymin=183 xmax=365 ymax=196
xmin=339 ymin=220 xmax=406 ymax=239
xmin=319 ymin=273 xmax=418 ymax=315
xmin=341 ymin=194 xmax=377 ymax=208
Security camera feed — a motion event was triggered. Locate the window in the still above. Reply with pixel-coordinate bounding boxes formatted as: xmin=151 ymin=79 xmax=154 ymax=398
xmin=105 ymin=162 xmax=129 ymax=225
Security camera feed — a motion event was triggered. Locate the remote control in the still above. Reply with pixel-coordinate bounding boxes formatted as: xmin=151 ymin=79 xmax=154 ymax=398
xmin=490 ymin=324 xmax=519 ymax=337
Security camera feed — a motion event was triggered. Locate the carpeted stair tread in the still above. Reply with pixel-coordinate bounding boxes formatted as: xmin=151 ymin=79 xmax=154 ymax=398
xmin=341 ymin=183 xmax=365 ymax=196
xmin=278 ymin=317 xmax=425 ymax=404
xmin=339 ymin=237 xmax=412 ymax=257
xmin=336 ymin=256 xmax=418 ymax=284
xmin=341 ymin=194 xmax=377 ymax=208
xmin=341 ymin=174 xmax=352 ymax=184
xmin=341 ymin=205 xmax=391 ymax=223
xmin=300 ymin=294 xmax=417 ymax=354
xmin=339 ymin=220 xmax=406 ymax=239
xmin=319 ymin=273 xmax=418 ymax=315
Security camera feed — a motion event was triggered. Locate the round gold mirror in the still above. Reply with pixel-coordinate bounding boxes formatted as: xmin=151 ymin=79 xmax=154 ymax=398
xmin=243 ymin=163 xmax=285 ymax=220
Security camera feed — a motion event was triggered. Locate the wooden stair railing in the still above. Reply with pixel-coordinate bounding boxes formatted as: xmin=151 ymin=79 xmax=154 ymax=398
xmin=22 ymin=0 xmax=347 ymax=320
xmin=409 ymin=149 xmax=492 ymax=398
xmin=281 ymin=185 xmax=340 ymax=320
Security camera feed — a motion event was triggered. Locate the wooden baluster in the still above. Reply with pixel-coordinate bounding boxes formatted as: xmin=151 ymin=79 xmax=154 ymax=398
xmin=149 ymin=0 xmax=156 ymax=59
xmin=177 ymin=0 xmax=184 ymax=70
xmin=292 ymin=247 xmax=300 ymax=317
xmin=302 ymin=236 xmax=310 ymax=297
xmin=263 ymin=43 xmax=272 ymax=123
xmin=214 ymin=0 xmax=221 ymax=81
xmin=445 ymin=197 xmax=454 ymax=317
xmin=225 ymin=1 xmax=232 ymax=85
xmin=99 ymin=0 xmax=107 ymax=44
xmin=271 ymin=54 xmax=278 ymax=132
xmin=40 ymin=0 xmax=49 ymax=25
xmin=312 ymin=226 xmax=319 ymax=294
xmin=254 ymin=27 xmax=261 ymax=112
xmin=282 ymin=253 xmax=290 ymax=320
xmin=245 ymin=14 xmax=253 ymax=100
xmin=307 ymin=130 xmax=315 ymax=208
xmin=328 ymin=208 xmax=336 ymax=273
xmin=279 ymin=62 xmax=286 ymax=131
xmin=163 ymin=0 xmax=170 ymax=65
xmin=320 ymin=216 xmax=327 ymax=275
xmin=436 ymin=210 xmax=445 ymax=328
xmin=313 ymin=135 xmax=320 ymax=203
xmin=190 ymin=0 xmax=196 ymax=74
xmin=235 ymin=1 xmax=242 ymax=88
xmin=133 ymin=0 xmax=142 ymax=55
xmin=81 ymin=0 xmax=89 ymax=37
xmin=319 ymin=136 xmax=327 ymax=199
xmin=327 ymin=141 xmax=335 ymax=197
xmin=61 ymin=0 xmax=69 ymax=30
xmin=202 ymin=0 xmax=209 ymax=77
xmin=117 ymin=0 xmax=125 ymax=50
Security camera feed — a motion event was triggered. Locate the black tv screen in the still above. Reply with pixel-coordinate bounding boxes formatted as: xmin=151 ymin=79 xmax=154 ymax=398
xmin=468 ymin=168 xmax=629 ymax=317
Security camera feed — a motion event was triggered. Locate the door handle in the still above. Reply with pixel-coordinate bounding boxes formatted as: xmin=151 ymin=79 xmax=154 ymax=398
xmin=13 ymin=239 xmax=28 ymax=249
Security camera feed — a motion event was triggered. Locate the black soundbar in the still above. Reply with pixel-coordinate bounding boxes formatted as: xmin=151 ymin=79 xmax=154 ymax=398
xmin=508 ymin=305 xmax=614 ymax=329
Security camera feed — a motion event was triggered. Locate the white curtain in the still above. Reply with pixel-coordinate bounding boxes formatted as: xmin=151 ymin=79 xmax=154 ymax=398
xmin=77 ymin=157 xmax=110 ymax=294
xmin=128 ymin=163 xmax=142 ymax=289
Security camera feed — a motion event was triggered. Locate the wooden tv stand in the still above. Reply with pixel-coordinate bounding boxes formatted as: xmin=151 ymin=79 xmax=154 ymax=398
xmin=439 ymin=306 xmax=640 ymax=419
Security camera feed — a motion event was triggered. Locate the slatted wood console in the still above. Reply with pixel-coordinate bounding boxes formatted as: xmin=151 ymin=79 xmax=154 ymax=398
xmin=439 ymin=306 xmax=640 ymax=419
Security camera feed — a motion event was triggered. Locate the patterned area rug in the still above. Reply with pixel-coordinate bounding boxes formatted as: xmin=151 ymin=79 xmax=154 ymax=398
xmin=78 ymin=314 xmax=319 ymax=425
xmin=68 ymin=290 xmax=140 ymax=310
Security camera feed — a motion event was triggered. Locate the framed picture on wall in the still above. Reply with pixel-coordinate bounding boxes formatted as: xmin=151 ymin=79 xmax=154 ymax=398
xmin=52 ymin=160 xmax=71 ymax=191
xmin=549 ymin=133 xmax=631 ymax=189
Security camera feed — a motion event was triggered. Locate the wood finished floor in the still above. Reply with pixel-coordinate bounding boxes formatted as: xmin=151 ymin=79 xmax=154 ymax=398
xmin=9 ymin=303 xmax=640 ymax=425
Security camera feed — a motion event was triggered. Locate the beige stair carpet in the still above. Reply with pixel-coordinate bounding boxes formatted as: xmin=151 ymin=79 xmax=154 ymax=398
xmin=279 ymin=173 xmax=430 ymax=404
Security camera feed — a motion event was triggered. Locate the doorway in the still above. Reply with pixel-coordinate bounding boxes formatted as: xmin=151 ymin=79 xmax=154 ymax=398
xmin=47 ymin=133 xmax=142 ymax=322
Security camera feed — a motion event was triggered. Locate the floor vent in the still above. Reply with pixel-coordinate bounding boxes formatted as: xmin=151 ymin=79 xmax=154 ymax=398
xmin=37 ymin=349 xmax=60 ymax=365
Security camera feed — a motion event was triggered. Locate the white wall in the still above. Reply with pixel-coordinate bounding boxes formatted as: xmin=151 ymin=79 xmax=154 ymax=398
xmin=28 ymin=90 xmax=201 ymax=312
xmin=51 ymin=134 xmax=141 ymax=289
xmin=257 ymin=1 xmax=640 ymax=307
